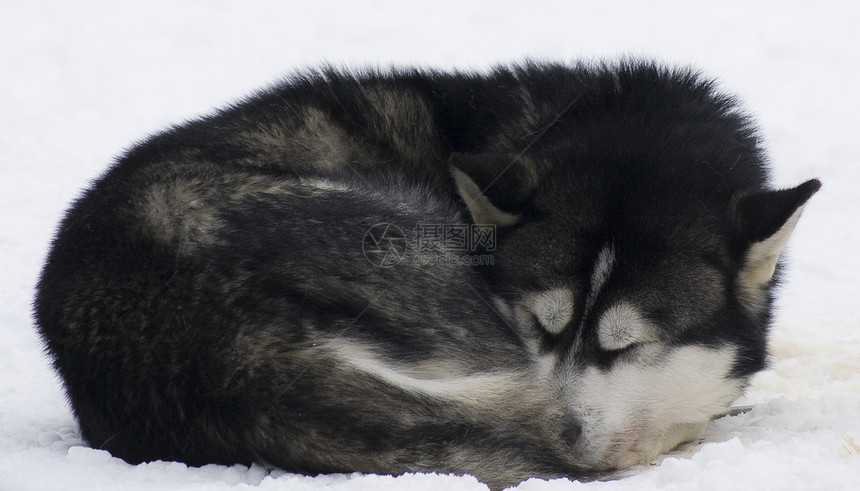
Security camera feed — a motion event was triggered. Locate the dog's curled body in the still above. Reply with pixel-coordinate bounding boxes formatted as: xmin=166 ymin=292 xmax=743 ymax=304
xmin=35 ymin=61 xmax=819 ymax=489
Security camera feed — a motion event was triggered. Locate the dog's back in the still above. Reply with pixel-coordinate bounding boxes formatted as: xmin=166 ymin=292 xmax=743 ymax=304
xmin=35 ymin=159 xmax=582 ymax=488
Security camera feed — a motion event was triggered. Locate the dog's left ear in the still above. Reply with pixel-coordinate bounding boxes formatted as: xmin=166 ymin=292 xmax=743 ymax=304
xmin=449 ymin=152 xmax=540 ymax=226
xmin=734 ymin=179 xmax=821 ymax=311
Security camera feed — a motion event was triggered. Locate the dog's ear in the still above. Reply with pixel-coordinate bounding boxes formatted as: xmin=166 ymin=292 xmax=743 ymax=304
xmin=734 ymin=179 xmax=821 ymax=312
xmin=449 ymin=152 xmax=540 ymax=226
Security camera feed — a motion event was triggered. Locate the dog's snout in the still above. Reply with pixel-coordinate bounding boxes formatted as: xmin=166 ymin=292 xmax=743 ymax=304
xmin=562 ymin=419 xmax=583 ymax=444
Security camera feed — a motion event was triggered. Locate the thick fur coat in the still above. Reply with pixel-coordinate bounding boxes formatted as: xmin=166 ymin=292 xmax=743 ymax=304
xmin=34 ymin=61 xmax=819 ymax=489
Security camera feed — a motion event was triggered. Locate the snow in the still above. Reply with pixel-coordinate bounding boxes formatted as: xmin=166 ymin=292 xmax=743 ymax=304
xmin=1 ymin=0 xmax=858 ymax=489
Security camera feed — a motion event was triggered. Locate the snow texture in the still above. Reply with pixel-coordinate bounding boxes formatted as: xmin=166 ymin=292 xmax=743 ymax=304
xmin=1 ymin=1 xmax=858 ymax=489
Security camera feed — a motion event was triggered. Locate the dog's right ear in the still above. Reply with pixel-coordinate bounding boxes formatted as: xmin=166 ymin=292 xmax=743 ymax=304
xmin=449 ymin=152 xmax=540 ymax=227
xmin=733 ymin=178 xmax=821 ymax=313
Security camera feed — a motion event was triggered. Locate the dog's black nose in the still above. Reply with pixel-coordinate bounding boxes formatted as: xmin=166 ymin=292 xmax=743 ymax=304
xmin=562 ymin=420 xmax=583 ymax=444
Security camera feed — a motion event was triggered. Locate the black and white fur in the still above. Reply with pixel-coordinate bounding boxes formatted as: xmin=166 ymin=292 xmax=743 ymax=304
xmin=34 ymin=61 xmax=819 ymax=489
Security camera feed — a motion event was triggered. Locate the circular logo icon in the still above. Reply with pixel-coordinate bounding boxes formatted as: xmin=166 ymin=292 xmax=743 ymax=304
xmin=362 ymin=223 xmax=408 ymax=267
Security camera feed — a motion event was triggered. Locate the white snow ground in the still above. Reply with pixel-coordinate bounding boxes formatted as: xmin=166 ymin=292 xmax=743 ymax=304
xmin=1 ymin=0 xmax=858 ymax=489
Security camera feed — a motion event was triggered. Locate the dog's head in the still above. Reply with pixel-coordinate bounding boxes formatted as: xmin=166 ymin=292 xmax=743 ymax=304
xmin=450 ymin=150 xmax=820 ymax=470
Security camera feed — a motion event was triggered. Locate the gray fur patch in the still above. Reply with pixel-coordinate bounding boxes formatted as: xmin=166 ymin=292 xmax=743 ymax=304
xmin=140 ymin=177 xmax=222 ymax=249
xmin=241 ymin=106 xmax=356 ymax=171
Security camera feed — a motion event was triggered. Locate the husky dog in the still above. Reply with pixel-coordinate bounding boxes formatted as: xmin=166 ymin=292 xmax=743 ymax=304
xmin=35 ymin=61 xmax=819 ymax=489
